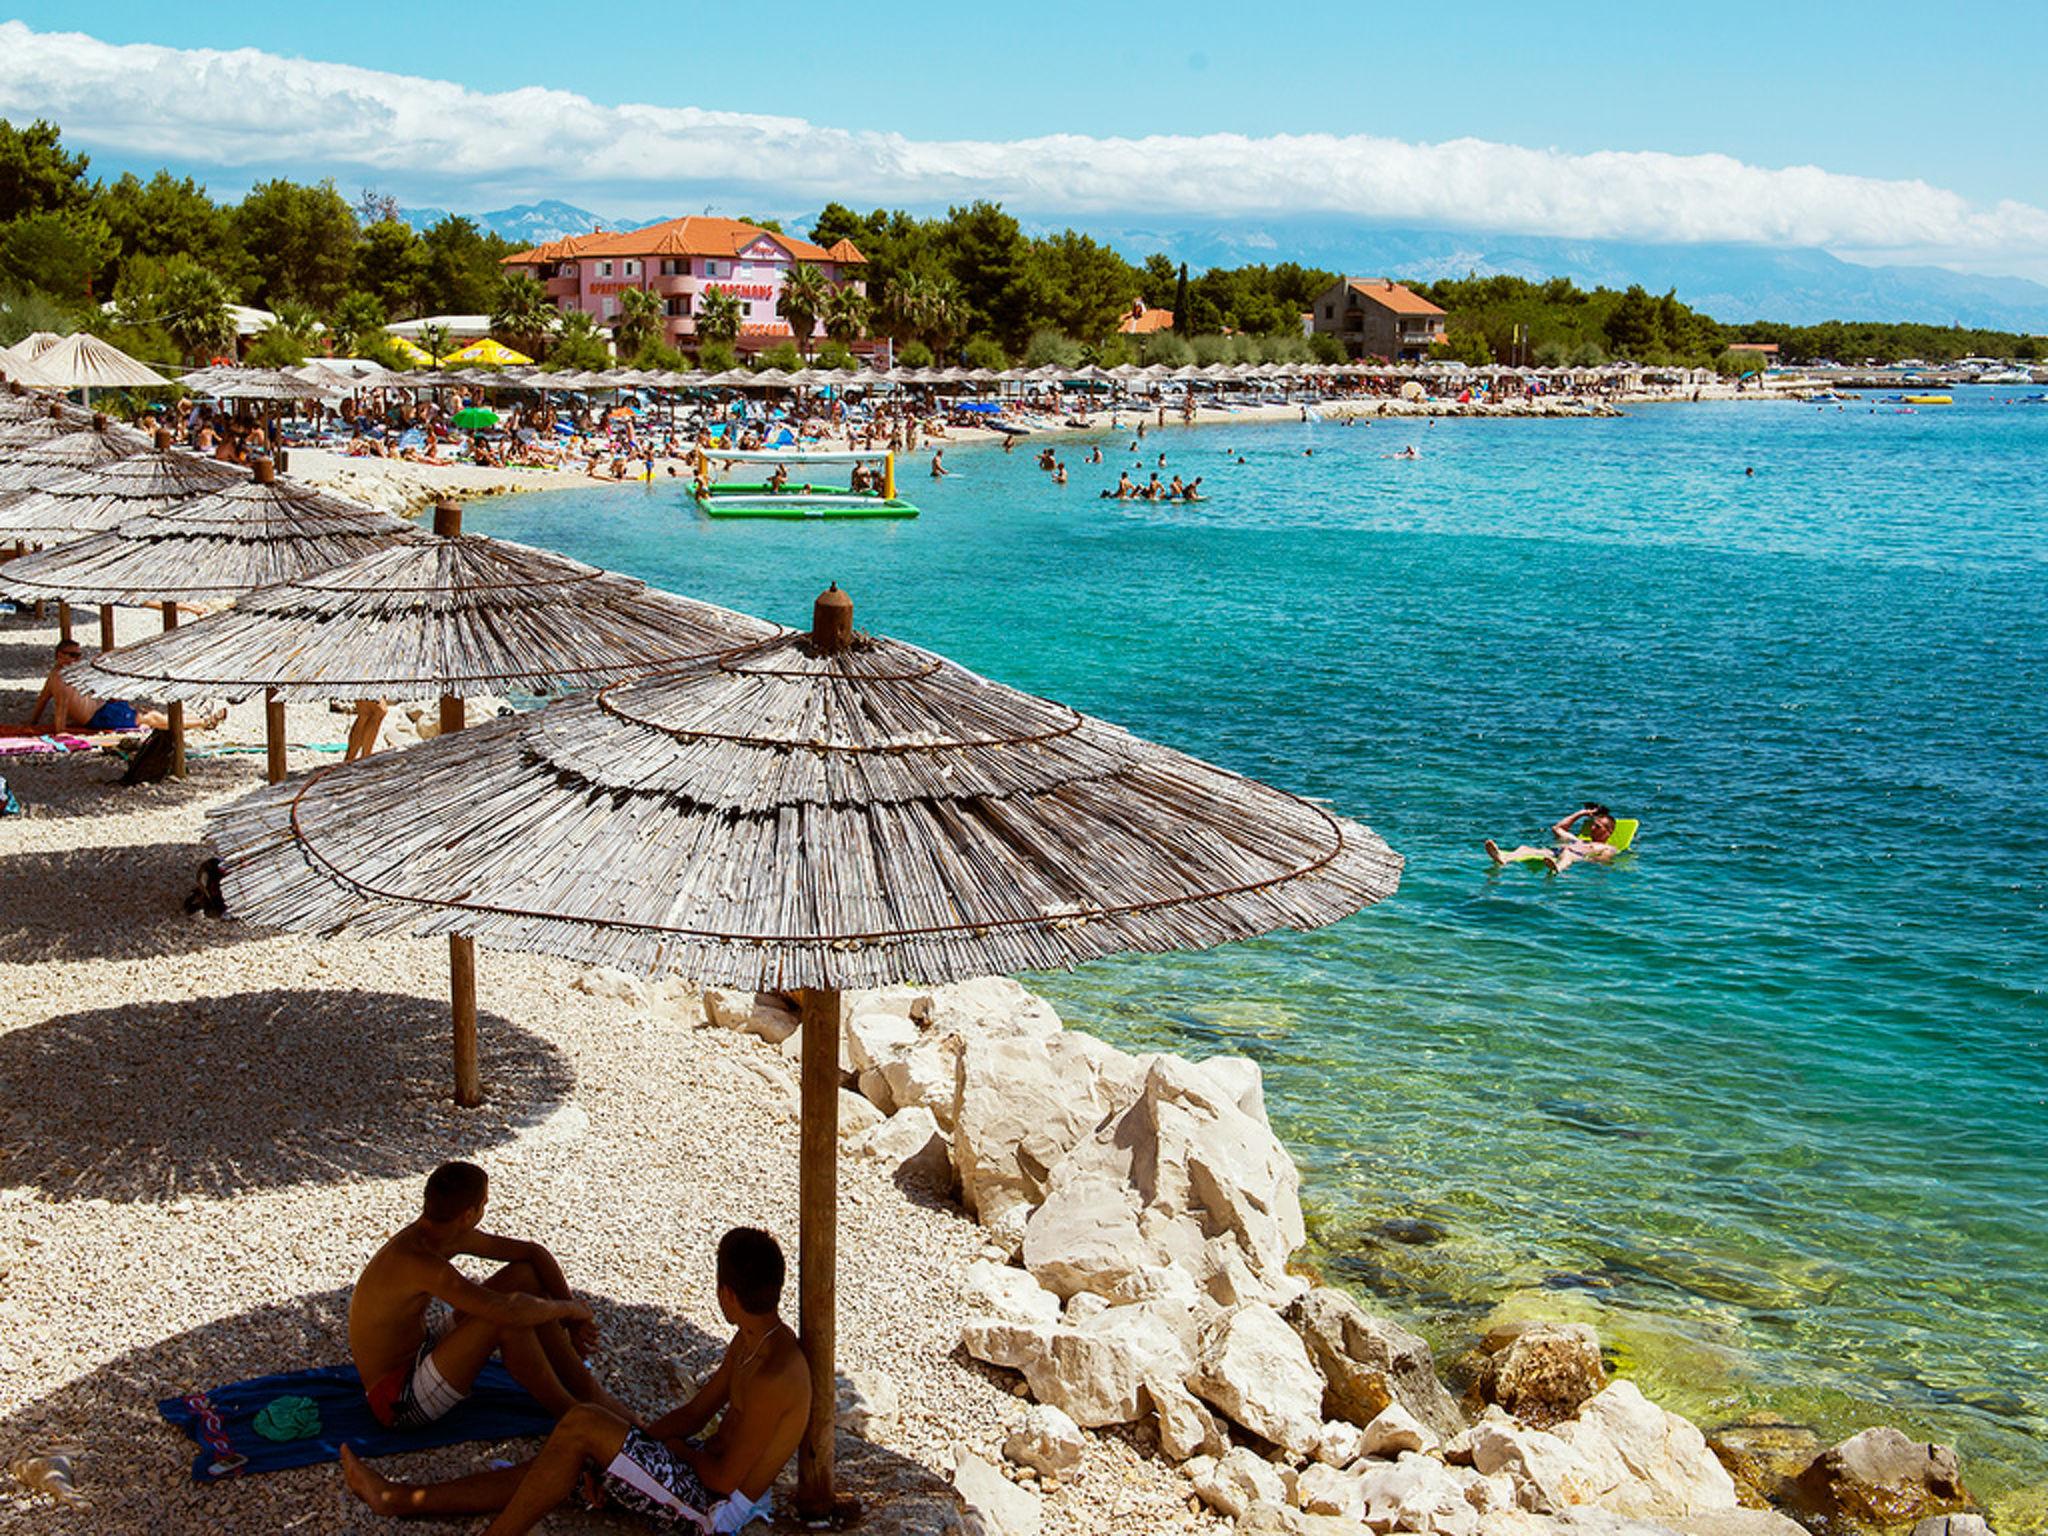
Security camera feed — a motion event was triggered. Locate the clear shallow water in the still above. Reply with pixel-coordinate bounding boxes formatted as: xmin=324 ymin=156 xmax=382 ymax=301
xmin=469 ymin=394 xmax=2048 ymax=1496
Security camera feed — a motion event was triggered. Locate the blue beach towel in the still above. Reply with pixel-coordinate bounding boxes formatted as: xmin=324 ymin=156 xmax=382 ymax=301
xmin=158 ymin=1362 xmax=552 ymax=1482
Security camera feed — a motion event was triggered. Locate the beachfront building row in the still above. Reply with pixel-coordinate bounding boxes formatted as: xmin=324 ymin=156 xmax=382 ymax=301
xmin=501 ymin=217 xmax=869 ymax=357
xmin=1308 ymin=279 xmax=1447 ymax=361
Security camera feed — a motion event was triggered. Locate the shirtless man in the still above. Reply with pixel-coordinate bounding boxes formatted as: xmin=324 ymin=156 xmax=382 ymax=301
xmin=1485 ymin=805 xmax=1622 ymax=875
xmin=348 ymin=1162 xmax=629 ymax=1436
xmin=343 ymin=1227 xmax=808 ymax=1536
xmin=27 ymin=639 xmax=202 ymax=733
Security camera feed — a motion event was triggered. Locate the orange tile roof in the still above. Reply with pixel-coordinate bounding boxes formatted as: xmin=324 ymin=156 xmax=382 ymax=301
xmin=503 ymin=217 xmax=865 ymax=266
xmin=1346 ymin=279 xmax=1446 ymax=317
xmin=1117 ymin=307 xmax=1177 ymax=335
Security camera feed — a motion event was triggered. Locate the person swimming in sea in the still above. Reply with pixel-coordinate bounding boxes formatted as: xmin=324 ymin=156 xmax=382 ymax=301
xmin=1485 ymin=805 xmax=1623 ymax=875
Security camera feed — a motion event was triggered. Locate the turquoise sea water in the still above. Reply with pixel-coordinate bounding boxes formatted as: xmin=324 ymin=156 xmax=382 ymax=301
xmin=467 ymin=393 xmax=2048 ymax=1500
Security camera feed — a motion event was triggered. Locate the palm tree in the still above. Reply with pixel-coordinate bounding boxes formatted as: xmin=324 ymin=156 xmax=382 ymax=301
xmin=822 ymin=284 xmax=872 ymax=349
xmin=160 ymin=265 xmax=235 ymax=365
xmin=491 ymin=273 xmax=555 ymax=357
xmin=776 ymin=262 xmax=830 ymax=357
xmin=616 ymin=285 xmax=666 ymax=358
xmin=695 ymin=287 xmax=742 ymax=349
xmin=883 ymin=270 xmax=932 ymax=346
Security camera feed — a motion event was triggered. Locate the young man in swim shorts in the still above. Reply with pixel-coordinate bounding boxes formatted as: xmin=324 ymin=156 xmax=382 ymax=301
xmin=348 ymin=1161 xmax=631 ymax=1434
xmin=26 ymin=638 xmax=205 ymax=733
xmin=343 ymin=1227 xmax=809 ymax=1535
xmin=1485 ymin=804 xmax=1622 ymax=874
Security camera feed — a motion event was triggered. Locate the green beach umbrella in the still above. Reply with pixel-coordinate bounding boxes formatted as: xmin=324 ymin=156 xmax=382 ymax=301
xmin=452 ymin=407 xmax=500 ymax=431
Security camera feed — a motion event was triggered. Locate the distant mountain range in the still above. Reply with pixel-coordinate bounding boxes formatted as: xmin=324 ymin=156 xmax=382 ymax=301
xmin=402 ymin=201 xmax=2048 ymax=332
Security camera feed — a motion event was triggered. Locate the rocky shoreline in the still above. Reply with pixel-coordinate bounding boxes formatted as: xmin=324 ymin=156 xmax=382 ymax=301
xmin=668 ymin=975 xmax=1990 ymax=1536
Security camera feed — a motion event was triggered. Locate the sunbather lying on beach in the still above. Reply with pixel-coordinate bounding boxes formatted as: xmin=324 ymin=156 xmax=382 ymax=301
xmin=28 ymin=639 xmax=221 ymax=734
xmin=343 ymin=1226 xmax=807 ymax=1536
xmin=348 ymin=1161 xmax=632 ymax=1437
xmin=1485 ymin=804 xmax=1622 ymax=874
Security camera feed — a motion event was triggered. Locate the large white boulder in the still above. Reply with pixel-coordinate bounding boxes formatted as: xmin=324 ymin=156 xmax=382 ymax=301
xmin=1286 ymin=1286 xmax=1466 ymax=1436
xmin=1554 ymin=1381 xmax=1738 ymax=1518
xmin=1143 ymin=1372 xmax=1228 ymax=1463
xmin=1361 ymin=1401 xmax=1440 ymax=1458
xmin=960 ymin=1318 xmax=1054 ymax=1372
xmin=844 ymin=998 xmax=921 ymax=1073
xmin=1468 ymin=1419 xmax=1606 ymax=1514
xmin=953 ymin=1031 xmax=1142 ymax=1223
xmin=701 ymin=987 xmax=802 ymax=1044
xmin=1188 ymin=1302 xmax=1326 ymax=1455
xmin=1020 ymin=1169 xmax=1149 ymax=1300
xmin=1018 ymin=1304 xmax=1191 ymax=1428
xmin=850 ymin=1105 xmax=956 ymax=1189
xmin=1297 ymin=1462 xmax=1369 ymax=1521
xmin=1357 ymin=1452 xmax=1483 ymax=1536
xmin=921 ymin=977 xmax=1064 ymax=1038
xmin=1027 ymin=1054 xmax=1305 ymax=1303
xmin=877 ymin=1034 xmax=965 ymax=1130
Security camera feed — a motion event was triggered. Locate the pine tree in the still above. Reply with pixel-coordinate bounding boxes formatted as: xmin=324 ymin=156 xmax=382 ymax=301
xmin=1173 ymin=262 xmax=1190 ymax=336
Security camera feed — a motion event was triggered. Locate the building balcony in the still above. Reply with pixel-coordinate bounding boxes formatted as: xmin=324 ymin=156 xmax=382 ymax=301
xmin=650 ymin=274 xmax=697 ymax=297
xmin=544 ymin=275 xmax=579 ymax=298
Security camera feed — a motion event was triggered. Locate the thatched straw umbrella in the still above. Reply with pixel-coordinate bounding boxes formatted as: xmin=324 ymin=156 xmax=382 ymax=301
xmin=0 ymin=413 xmax=152 ymax=638
xmin=10 ymin=331 xmax=171 ymax=401
xmin=5 ymin=459 xmax=415 ymax=782
xmin=205 ymin=583 xmax=1404 ymax=1517
xmin=120 ymin=499 xmax=778 ymax=1103
xmin=0 ymin=429 xmax=247 ymax=732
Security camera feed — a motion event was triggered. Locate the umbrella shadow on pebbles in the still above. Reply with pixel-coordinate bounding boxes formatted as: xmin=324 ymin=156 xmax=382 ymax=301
xmin=0 ymin=989 xmax=574 ymax=1203
xmin=0 ymin=1286 xmax=959 ymax=1535
xmin=0 ymin=840 xmax=250 ymax=961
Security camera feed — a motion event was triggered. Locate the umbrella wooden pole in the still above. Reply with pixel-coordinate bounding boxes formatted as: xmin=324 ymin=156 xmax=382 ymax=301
xmin=162 ymin=604 xmax=185 ymax=778
xmin=433 ymin=499 xmax=484 ymax=1109
xmin=98 ymin=604 xmax=115 ymax=652
xmin=56 ymin=600 xmax=71 ymax=644
xmin=796 ymin=985 xmax=842 ymax=1519
xmin=264 ymin=687 xmax=286 ymax=784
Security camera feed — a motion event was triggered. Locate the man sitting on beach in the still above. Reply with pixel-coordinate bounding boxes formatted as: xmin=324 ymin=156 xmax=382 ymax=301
xmin=26 ymin=639 xmax=214 ymax=734
xmin=343 ymin=1227 xmax=807 ymax=1536
xmin=348 ymin=1161 xmax=632 ymax=1434
xmin=1485 ymin=804 xmax=1623 ymax=875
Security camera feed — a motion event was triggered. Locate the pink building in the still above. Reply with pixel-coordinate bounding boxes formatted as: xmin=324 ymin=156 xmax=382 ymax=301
xmin=501 ymin=216 xmax=868 ymax=356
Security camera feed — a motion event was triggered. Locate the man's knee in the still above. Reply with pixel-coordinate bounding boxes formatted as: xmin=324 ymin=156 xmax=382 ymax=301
xmin=559 ymin=1402 xmax=626 ymax=1455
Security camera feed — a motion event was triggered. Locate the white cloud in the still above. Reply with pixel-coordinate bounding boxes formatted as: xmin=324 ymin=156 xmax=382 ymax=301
xmin=4 ymin=21 xmax=2046 ymax=276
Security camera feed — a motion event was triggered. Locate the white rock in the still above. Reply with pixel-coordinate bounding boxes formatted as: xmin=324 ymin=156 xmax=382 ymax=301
xmin=952 ymin=1447 xmax=1042 ymax=1536
xmin=838 ymin=1088 xmax=885 ymax=1138
xmin=1144 ymin=1372 xmax=1229 ymax=1463
xmin=836 ymin=1369 xmax=899 ymax=1438
xmin=701 ymin=987 xmax=754 ymax=1029
xmin=573 ymin=967 xmax=648 ymax=1005
xmin=1361 ymin=1401 xmax=1440 ymax=1458
xmin=856 ymin=1065 xmax=898 ymax=1115
xmin=953 ymin=1031 xmax=1143 ymax=1222
xmin=1468 ymin=1420 xmax=1605 ymax=1514
xmin=961 ymin=1317 xmax=1054 ymax=1371
xmin=1313 ymin=1419 xmax=1367 ymax=1468
xmin=1002 ymin=1404 xmax=1084 ymax=1477
xmin=1194 ymin=1053 xmax=1270 ymax=1124
xmin=922 ymin=977 xmax=1064 ymax=1038
xmin=1064 ymin=1291 xmax=1111 ymax=1323
xmin=732 ymin=994 xmax=801 ymax=1044
xmin=1553 ymin=1381 xmax=1738 ymax=1518
xmin=1297 ymin=1463 xmax=1368 ymax=1521
xmin=845 ymin=1004 xmax=920 ymax=1074
xmin=1358 ymin=1451 xmax=1482 ymax=1536
xmin=1188 ymin=1302 xmax=1326 ymax=1455
xmin=1018 ymin=1305 xmax=1190 ymax=1428
xmin=1031 ymin=1055 xmax=1306 ymax=1305
xmin=850 ymin=1105 xmax=954 ymax=1188
xmin=1192 ymin=1446 xmax=1287 ymax=1520
xmin=962 ymin=1261 xmax=1062 ymax=1328
xmin=1021 ymin=1170 xmax=1150 ymax=1300
xmin=880 ymin=1034 xmax=966 ymax=1130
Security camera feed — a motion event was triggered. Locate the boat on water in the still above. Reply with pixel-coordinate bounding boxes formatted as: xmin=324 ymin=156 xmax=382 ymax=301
xmin=689 ymin=447 xmax=918 ymax=519
xmin=1894 ymin=394 xmax=1953 ymax=406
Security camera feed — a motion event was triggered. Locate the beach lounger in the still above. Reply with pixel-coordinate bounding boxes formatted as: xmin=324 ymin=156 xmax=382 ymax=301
xmin=1500 ymin=818 xmax=1639 ymax=860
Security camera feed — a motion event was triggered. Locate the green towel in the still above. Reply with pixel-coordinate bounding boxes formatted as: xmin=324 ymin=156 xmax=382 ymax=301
xmin=253 ymin=1394 xmax=321 ymax=1442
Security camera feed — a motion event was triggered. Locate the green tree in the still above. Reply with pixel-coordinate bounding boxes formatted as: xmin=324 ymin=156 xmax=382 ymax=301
xmin=547 ymin=310 xmax=611 ymax=370
xmin=419 ymin=215 xmax=514 ymax=315
xmin=1023 ymin=329 xmax=1082 ymax=367
xmin=1308 ymin=332 xmax=1346 ymax=365
xmin=755 ymin=340 xmax=804 ymax=371
xmin=933 ymin=201 xmax=1028 ymax=350
xmin=741 ymin=214 xmax=785 ymax=233
xmin=0 ymin=209 xmax=115 ymax=301
xmin=615 ymin=284 xmax=666 ymax=356
xmin=960 ymin=335 xmax=1008 ymax=370
xmin=896 ymin=339 xmax=934 ymax=368
xmin=1140 ymin=253 xmax=1178 ymax=306
xmin=96 ymin=169 xmax=247 ymax=292
xmin=234 ymin=179 xmax=358 ymax=309
xmin=1173 ymin=263 xmax=1190 ymax=337
xmin=353 ymin=219 xmax=428 ymax=318
xmin=694 ymin=339 xmax=738 ymax=373
xmin=0 ymin=285 xmax=73 ymax=346
xmin=245 ymin=323 xmax=309 ymax=368
xmin=821 ymin=282 xmax=871 ymax=346
xmin=694 ymin=287 xmax=742 ymax=348
xmin=1018 ymin=231 xmax=1135 ymax=342
xmin=0 ymin=119 xmax=92 ymax=220
xmin=1603 ymin=285 xmax=1662 ymax=360
xmin=326 ymin=290 xmax=391 ymax=357
xmin=776 ymin=261 xmax=830 ymax=356
xmin=112 ymin=254 xmax=235 ymax=363
xmin=812 ymin=339 xmax=858 ymax=371
xmin=490 ymin=272 xmax=556 ymax=357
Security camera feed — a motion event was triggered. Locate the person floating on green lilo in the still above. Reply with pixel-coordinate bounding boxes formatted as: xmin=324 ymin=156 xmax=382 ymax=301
xmin=1486 ymin=804 xmax=1628 ymax=875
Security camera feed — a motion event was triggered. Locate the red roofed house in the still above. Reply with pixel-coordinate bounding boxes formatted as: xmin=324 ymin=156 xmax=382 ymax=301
xmin=1309 ymin=278 xmax=1447 ymax=361
xmin=501 ymin=216 xmax=868 ymax=356
xmin=1116 ymin=299 xmax=1176 ymax=336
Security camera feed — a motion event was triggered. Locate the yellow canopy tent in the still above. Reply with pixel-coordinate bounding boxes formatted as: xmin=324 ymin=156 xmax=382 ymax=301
xmin=386 ymin=335 xmax=435 ymax=367
xmin=440 ymin=337 xmax=534 ymax=366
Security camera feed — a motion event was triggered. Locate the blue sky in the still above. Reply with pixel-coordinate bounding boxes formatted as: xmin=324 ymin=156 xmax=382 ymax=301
xmin=4 ymin=3 xmax=2046 ymax=278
